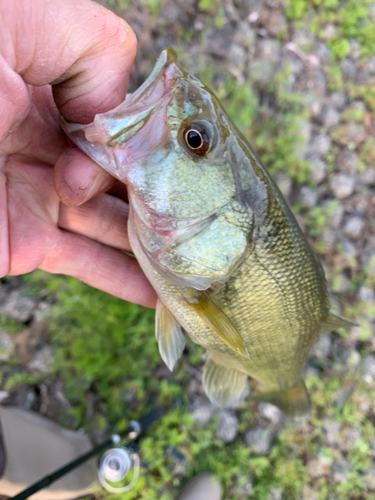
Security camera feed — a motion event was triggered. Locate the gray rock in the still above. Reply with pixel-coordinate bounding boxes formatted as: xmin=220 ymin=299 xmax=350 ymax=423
xmin=232 ymin=476 xmax=253 ymax=497
xmin=315 ymin=42 xmax=331 ymax=65
xmin=215 ymin=410 xmax=238 ymax=444
xmin=228 ymin=43 xmax=247 ymax=68
xmin=321 ymin=106 xmax=340 ymax=129
xmin=250 ymin=60 xmax=274 ymax=84
xmin=274 ymin=172 xmax=292 ymax=198
xmin=329 ymin=92 xmax=347 ymax=110
xmin=268 ymin=487 xmax=282 ymax=500
xmin=335 ymin=149 xmax=359 ymax=175
xmin=330 ymin=173 xmax=356 ymax=199
xmin=191 ymin=397 xmax=216 ymax=427
xmin=258 ymin=403 xmax=282 ymax=424
xmin=358 ymin=285 xmax=375 ymax=302
xmin=364 ymin=466 xmax=375 ymax=490
xmin=310 ymin=134 xmax=331 ymax=155
xmin=369 ymin=56 xmax=375 ymax=75
xmin=340 ymin=58 xmax=357 ymax=81
xmin=360 ymin=355 xmax=375 ymax=384
xmin=343 ymin=216 xmax=365 ymax=239
xmin=306 ymin=454 xmax=331 ymax=478
xmin=298 ymin=186 xmax=318 ymax=209
xmin=257 ymin=39 xmax=281 ymax=63
xmin=0 ymin=330 xmax=13 ymax=361
xmin=27 ymin=345 xmax=54 ymax=373
xmin=311 ymin=334 xmax=331 ymax=358
xmin=233 ymin=22 xmax=256 ymax=50
xmin=308 ymin=154 xmax=326 ymax=184
xmin=342 ymin=239 xmax=358 ymax=259
xmin=245 ymin=426 xmax=275 ymax=454
xmin=0 ymin=291 xmax=37 ymax=322
xmin=359 ymin=165 xmax=375 ymax=185
xmin=311 ymin=68 xmax=327 ymax=97
xmin=321 ymin=419 xmax=340 ymax=446
xmin=348 ymin=40 xmax=361 ymax=60
xmin=326 ymin=201 xmax=344 ymax=228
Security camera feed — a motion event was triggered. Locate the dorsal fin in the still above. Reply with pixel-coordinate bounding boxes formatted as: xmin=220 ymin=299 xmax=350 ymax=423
xmin=203 ymin=358 xmax=247 ymax=407
xmin=155 ymin=299 xmax=186 ymax=371
xmin=185 ymin=293 xmax=249 ymax=358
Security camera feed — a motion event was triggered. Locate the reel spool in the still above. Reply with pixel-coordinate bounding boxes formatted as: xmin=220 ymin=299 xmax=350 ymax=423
xmin=98 ymin=446 xmax=140 ymax=493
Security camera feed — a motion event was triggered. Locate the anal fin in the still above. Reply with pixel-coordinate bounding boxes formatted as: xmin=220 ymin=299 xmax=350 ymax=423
xmin=253 ymin=379 xmax=311 ymax=419
xmin=156 ymin=299 xmax=186 ymax=371
xmin=203 ymin=358 xmax=247 ymax=407
xmin=320 ymin=312 xmax=357 ymax=335
xmin=186 ymin=293 xmax=249 ymax=358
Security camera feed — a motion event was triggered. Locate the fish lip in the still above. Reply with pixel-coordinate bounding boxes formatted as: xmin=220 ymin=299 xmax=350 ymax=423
xmin=62 ymin=48 xmax=183 ymax=147
xmin=121 ymin=47 xmax=180 ymax=109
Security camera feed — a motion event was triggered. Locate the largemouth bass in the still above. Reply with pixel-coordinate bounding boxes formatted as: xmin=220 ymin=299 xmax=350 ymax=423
xmin=63 ymin=48 xmax=352 ymax=417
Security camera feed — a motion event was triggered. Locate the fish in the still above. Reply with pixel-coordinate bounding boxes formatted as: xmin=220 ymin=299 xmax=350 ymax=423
xmin=62 ymin=48 xmax=354 ymax=418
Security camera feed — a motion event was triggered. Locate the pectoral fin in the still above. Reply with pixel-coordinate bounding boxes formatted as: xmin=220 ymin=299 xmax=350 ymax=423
xmin=186 ymin=293 xmax=249 ymax=358
xmin=203 ymin=358 xmax=247 ymax=406
xmin=156 ymin=299 xmax=186 ymax=371
xmin=320 ymin=312 xmax=357 ymax=335
xmin=252 ymin=379 xmax=311 ymax=419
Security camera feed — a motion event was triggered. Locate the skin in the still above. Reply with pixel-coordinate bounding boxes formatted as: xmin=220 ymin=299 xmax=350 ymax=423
xmin=0 ymin=0 xmax=157 ymax=308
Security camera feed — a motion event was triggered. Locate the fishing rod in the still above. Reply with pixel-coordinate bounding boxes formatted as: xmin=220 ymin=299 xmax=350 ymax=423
xmin=9 ymin=406 xmax=166 ymax=500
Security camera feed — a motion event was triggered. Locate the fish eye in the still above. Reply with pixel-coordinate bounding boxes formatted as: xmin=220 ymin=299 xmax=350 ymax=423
xmin=184 ymin=124 xmax=209 ymax=156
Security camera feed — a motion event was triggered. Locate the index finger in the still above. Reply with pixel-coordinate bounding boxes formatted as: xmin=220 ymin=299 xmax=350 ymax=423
xmin=0 ymin=0 xmax=137 ymax=123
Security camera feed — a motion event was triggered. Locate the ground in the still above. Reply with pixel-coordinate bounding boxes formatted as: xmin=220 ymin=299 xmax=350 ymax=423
xmin=0 ymin=0 xmax=375 ymax=499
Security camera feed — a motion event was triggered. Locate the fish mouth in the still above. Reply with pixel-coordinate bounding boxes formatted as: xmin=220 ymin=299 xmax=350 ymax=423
xmin=62 ymin=47 xmax=183 ymax=150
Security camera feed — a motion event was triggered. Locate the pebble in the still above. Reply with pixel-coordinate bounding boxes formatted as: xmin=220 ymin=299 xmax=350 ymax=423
xmin=348 ymin=40 xmax=361 ymax=60
xmin=250 ymin=60 xmax=274 ymax=84
xmin=191 ymin=398 xmax=215 ymax=427
xmin=258 ymin=403 xmax=282 ymax=424
xmin=308 ymin=154 xmax=326 ymax=184
xmin=340 ymin=58 xmax=357 ymax=81
xmin=310 ymin=134 xmax=331 ymax=155
xmin=0 ymin=330 xmax=14 ymax=361
xmin=310 ymin=334 xmax=331 ymax=358
xmin=326 ymin=201 xmax=344 ymax=228
xmin=298 ymin=186 xmax=318 ymax=209
xmin=320 ymin=106 xmax=340 ymax=129
xmin=360 ymin=355 xmax=375 ymax=384
xmin=0 ymin=291 xmax=38 ymax=322
xmin=329 ymin=92 xmax=347 ymax=110
xmin=321 ymin=419 xmax=341 ymax=446
xmin=228 ymin=43 xmax=247 ymax=68
xmin=358 ymin=285 xmax=375 ymax=302
xmin=268 ymin=488 xmax=282 ymax=500
xmin=27 ymin=345 xmax=54 ymax=374
xmin=369 ymin=56 xmax=375 ymax=75
xmin=215 ymin=410 xmax=238 ymax=444
xmin=330 ymin=173 xmax=356 ymax=199
xmin=335 ymin=149 xmax=358 ymax=175
xmin=343 ymin=217 xmax=365 ymax=239
xmin=257 ymin=39 xmax=281 ymax=63
xmin=245 ymin=426 xmax=275 ymax=454
xmin=274 ymin=172 xmax=292 ymax=198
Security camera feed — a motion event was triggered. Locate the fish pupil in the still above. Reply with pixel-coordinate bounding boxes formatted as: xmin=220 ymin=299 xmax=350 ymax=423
xmin=187 ymin=130 xmax=202 ymax=149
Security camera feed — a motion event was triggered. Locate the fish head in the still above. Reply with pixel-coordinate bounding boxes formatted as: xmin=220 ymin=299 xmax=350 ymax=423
xmin=63 ymin=48 xmax=255 ymax=290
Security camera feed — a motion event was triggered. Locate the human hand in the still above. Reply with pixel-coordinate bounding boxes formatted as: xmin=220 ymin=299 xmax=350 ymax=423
xmin=0 ymin=0 xmax=157 ymax=308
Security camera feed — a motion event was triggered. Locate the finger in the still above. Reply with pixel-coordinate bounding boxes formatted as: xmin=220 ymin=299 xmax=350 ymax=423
xmin=54 ymin=147 xmax=116 ymax=206
xmin=1 ymin=0 xmax=137 ymax=123
xmin=0 ymin=160 xmax=9 ymax=277
xmin=59 ymin=193 xmax=131 ymax=252
xmin=39 ymin=230 xmax=157 ymax=308
xmin=0 ymin=55 xmax=30 ymax=143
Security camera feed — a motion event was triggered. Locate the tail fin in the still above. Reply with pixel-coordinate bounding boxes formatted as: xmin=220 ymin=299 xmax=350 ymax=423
xmin=252 ymin=380 xmax=311 ymax=419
